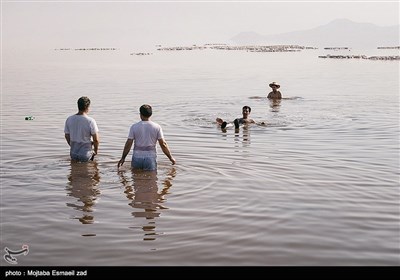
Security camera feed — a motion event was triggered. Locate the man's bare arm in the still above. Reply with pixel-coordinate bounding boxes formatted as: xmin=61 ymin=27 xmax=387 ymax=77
xmin=158 ymin=138 xmax=176 ymax=165
xmin=65 ymin=134 xmax=71 ymax=146
xmin=92 ymin=133 xmax=99 ymax=155
xmin=118 ymin=139 xmax=133 ymax=168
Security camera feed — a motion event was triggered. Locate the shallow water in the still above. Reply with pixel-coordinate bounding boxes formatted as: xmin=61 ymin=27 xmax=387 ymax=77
xmin=1 ymin=48 xmax=399 ymax=265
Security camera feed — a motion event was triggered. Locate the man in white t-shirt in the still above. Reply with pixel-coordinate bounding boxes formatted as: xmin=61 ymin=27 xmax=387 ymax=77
xmin=118 ymin=104 xmax=175 ymax=170
xmin=64 ymin=96 xmax=99 ymax=162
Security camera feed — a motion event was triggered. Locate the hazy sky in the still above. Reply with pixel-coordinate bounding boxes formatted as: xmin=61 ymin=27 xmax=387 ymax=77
xmin=2 ymin=1 xmax=399 ymax=51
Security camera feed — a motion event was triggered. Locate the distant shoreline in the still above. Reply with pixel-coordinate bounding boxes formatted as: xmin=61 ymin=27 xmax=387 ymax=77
xmin=53 ymin=44 xmax=400 ymax=61
xmin=318 ymin=54 xmax=399 ymax=60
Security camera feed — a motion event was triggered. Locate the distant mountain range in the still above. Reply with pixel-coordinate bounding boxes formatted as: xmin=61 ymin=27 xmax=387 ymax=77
xmin=230 ymin=19 xmax=399 ymax=48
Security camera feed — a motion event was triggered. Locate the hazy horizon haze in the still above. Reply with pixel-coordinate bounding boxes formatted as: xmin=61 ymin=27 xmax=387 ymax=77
xmin=2 ymin=1 xmax=399 ymax=53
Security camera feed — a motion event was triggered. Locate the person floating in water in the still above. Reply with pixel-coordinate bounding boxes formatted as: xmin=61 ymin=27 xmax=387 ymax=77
xmin=267 ymin=82 xmax=282 ymax=100
xmin=216 ymin=106 xmax=264 ymax=130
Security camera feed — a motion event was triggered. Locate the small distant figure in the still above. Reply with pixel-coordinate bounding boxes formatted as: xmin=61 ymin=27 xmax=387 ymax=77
xmin=64 ymin=96 xmax=99 ymax=162
xmin=216 ymin=106 xmax=264 ymax=130
xmin=118 ymin=104 xmax=176 ymax=171
xmin=267 ymin=82 xmax=282 ymax=100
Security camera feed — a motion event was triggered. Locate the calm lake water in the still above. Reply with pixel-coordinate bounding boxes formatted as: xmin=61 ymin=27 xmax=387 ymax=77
xmin=1 ymin=47 xmax=399 ymax=266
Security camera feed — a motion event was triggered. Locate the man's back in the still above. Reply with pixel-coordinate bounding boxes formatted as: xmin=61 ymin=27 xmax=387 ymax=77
xmin=65 ymin=114 xmax=97 ymax=143
xmin=129 ymin=121 xmax=163 ymax=155
xmin=64 ymin=96 xmax=99 ymax=162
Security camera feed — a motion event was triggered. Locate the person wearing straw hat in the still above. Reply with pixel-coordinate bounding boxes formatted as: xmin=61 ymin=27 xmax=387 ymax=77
xmin=267 ymin=82 xmax=282 ymax=100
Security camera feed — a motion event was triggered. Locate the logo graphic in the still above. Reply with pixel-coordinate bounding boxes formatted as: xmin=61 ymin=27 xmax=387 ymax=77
xmin=3 ymin=245 xmax=29 ymax=265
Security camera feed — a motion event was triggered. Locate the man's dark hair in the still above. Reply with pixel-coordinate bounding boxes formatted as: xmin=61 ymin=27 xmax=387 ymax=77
xmin=243 ymin=106 xmax=251 ymax=112
xmin=77 ymin=96 xmax=91 ymax=111
xmin=140 ymin=104 xmax=153 ymax=117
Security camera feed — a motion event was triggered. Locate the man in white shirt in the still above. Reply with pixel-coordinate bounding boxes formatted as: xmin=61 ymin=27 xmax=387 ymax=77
xmin=118 ymin=104 xmax=175 ymax=170
xmin=64 ymin=96 xmax=99 ymax=162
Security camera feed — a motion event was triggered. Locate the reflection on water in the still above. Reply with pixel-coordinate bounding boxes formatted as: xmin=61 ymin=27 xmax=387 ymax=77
xmin=234 ymin=125 xmax=251 ymax=149
xmin=269 ymin=99 xmax=281 ymax=112
xmin=119 ymin=168 xmax=176 ymax=241
xmin=66 ymin=161 xmax=101 ymax=225
xmin=220 ymin=124 xmax=251 ymax=149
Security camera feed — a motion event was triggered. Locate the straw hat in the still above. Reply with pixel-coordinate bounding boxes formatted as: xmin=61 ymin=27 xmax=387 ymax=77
xmin=269 ymin=82 xmax=280 ymax=88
